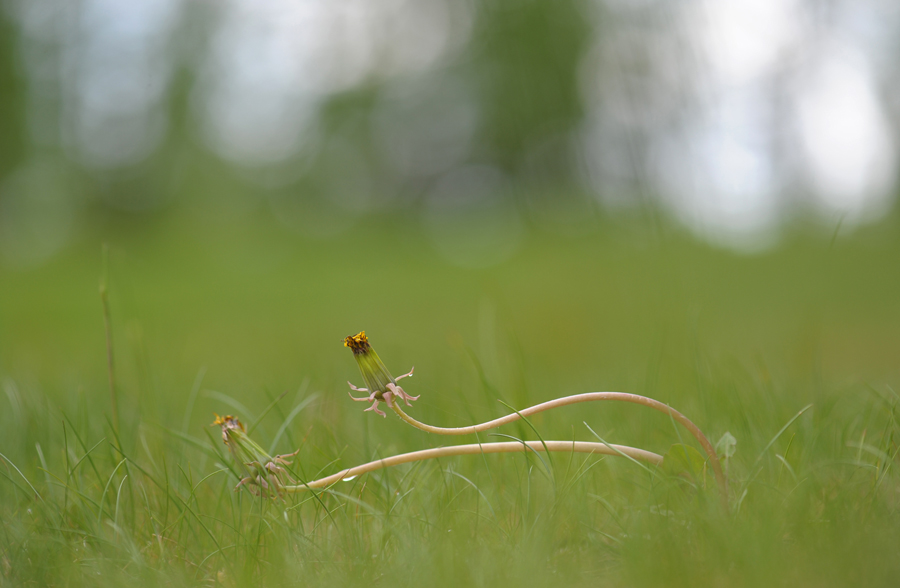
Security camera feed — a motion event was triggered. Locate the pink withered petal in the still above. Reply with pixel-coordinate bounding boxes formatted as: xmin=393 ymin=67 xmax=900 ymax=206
xmin=364 ymin=401 xmax=387 ymax=417
xmin=387 ymin=383 xmax=419 ymax=406
xmin=273 ymin=449 xmax=300 ymax=465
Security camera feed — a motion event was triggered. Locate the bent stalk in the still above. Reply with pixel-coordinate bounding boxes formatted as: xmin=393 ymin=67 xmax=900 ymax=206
xmin=284 ymin=441 xmax=662 ymax=492
xmin=389 ymin=392 xmax=727 ymax=498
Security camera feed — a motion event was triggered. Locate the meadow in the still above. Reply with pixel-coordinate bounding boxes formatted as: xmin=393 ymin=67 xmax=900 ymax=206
xmin=1 ymin=210 xmax=899 ymax=587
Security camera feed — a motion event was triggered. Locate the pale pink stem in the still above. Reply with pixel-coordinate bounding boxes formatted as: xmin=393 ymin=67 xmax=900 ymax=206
xmin=390 ymin=392 xmax=727 ymax=498
xmin=284 ymin=440 xmax=662 ymax=492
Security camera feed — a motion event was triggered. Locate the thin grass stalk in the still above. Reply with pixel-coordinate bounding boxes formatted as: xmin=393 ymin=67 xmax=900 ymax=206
xmin=99 ymin=243 xmax=119 ymax=432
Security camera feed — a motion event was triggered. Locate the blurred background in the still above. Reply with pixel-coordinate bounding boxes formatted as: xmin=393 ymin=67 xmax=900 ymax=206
xmin=2 ymin=0 xmax=900 ymax=426
xmin=1 ymin=0 xmax=900 ymax=433
xmin=1 ymin=3 xmax=900 ymax=585
xmin=1 ymin=0 xmax=899 ymax=262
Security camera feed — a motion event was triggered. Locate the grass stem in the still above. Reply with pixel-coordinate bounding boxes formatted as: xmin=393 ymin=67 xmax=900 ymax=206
xmin=100 ymin=243 xmax=119 ymax=433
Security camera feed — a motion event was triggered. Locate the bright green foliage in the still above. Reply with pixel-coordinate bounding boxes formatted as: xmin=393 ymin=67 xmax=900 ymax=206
xmin=1 ymin=213 xmax=899 ymax=587
xmin=661 ymin=443 xmax=708 ymax=480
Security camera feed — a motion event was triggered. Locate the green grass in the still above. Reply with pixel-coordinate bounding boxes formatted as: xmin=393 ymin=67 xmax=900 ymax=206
xmin=1 ymin=211 xmax=899 ymax=586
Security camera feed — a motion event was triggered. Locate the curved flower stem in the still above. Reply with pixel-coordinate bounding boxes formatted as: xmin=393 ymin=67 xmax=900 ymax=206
xmin=390 ymin=392 xmax=727 ymax=499
xmin=283 ymin=441 xmax=662 ymax=492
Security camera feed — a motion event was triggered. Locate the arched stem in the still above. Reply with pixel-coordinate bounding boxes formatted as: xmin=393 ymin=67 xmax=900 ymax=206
xmin=390 ymin=392 xmax=727 ymax=498
xmin=284 ymin=441 xmax=662 ymax=492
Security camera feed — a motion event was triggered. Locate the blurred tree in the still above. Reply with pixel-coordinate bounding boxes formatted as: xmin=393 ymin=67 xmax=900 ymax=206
xmin=469 ymin=0 xmax=591 ymax=180
xmin=0 ymin=10 xmax=25 ymax=179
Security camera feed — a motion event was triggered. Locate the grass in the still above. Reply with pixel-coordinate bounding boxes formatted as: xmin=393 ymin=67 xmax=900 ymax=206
xmin=1 ymin=210 xmax=899 ymax=586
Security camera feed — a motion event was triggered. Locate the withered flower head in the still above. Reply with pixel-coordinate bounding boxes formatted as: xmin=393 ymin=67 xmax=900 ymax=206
xmin=212 ymin=413 xmax=299 ymax=498
xmin=343 ymin=332 xmax=371 ymax=354
xmin=212 ymin=414 xmax=245 ymax=442
xmin=343 ymin=331 xmax=417 ymax=417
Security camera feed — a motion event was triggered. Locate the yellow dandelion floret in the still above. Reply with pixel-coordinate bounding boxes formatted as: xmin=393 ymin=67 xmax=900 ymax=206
xmin=211 ymin=413 xmax=245 ymax=432
xmin=343 ymin=331 xmax=370 ymax=354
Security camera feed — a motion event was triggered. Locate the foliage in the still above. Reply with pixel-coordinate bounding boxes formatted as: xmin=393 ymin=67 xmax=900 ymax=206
xmin=1 ymin=215 xmax=899 ymax=586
